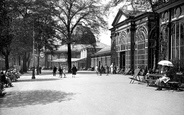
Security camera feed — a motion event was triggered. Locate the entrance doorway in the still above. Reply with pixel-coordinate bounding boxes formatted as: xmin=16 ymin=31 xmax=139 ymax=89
xmin=120 ymin=52 xmax=125 ymax=69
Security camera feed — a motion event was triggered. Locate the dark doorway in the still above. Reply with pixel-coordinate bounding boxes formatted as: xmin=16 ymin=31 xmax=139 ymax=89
xmin=120 ymin=52 xmax=125 ymax=69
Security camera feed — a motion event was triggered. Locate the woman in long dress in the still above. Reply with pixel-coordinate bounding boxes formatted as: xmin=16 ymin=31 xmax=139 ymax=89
xmin=71 ymin=65 xmax=77 ymax=78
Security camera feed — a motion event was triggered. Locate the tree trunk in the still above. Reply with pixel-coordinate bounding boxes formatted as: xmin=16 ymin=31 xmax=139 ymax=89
xmin=67 ymin=43 xmax=72 ymax=73
xmin=23 ymin=56 xmax=27 ymax=73
xmin=22 ymin=53 xmax=28 ymax=73
xmin=37 ymin=50 xmax=40 ymax=75
xmin=5 ymin=54 xmax=9 ymax=71
xmin=18 ymin=55 xmax=21 ymax=65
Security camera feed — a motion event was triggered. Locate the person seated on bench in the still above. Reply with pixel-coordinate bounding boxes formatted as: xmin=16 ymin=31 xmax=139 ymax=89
xmin=0 ymin=71 xmax=13 ymax=87
xmin=155 ymin=66 xmax=175 ymax=90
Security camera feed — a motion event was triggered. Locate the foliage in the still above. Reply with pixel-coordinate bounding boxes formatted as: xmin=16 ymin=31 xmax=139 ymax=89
xmin=171 ymin=59 xmax=184 ymax=72
xmin=0 ymin=0 xmax=59 ymax=71
xmin=0 ymin=0 xmax=15 ymax=70
xmin=105 ymin=0 xmax=153 ymax=17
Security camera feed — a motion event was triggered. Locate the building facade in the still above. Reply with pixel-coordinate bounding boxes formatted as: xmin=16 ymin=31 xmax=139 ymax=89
xmin=110 ymin=11 xmax=158 ymax=71
xmin=153 ymin=0 xmax=184 ymax=71
xmin=91 ymin=46 xmax=111 ymax=68
xmin=44 ymin=42 xmax=108 ymax=70
xmin=110 ymin=0 xmax=184 ymax=72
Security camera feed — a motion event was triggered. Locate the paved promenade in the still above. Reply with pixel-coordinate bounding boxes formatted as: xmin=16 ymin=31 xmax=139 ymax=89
xmin=0 ymin=70 xmax=184 ymax=115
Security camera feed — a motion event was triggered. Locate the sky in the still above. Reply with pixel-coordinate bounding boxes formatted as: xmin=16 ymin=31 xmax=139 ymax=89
xmin=98 ymin=18 xmax=113 ymax=46
xmin=98 ymin=1 xmax=125 ymax=46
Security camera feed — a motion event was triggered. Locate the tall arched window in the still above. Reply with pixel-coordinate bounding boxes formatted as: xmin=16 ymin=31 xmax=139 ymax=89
xmin=135 ymin=25 xmax=148 ymax=68
xmin=171 ymin=19 xmax=184 ymax=70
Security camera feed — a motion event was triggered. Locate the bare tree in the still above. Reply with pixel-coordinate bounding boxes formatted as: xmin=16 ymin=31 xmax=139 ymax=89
xmin=52 ymin=0 xmax=108 ymax=72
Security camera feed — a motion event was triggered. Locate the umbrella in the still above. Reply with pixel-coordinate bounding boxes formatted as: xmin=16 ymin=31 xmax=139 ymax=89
xmin=158 ymin=60 xmax=174 ymax=67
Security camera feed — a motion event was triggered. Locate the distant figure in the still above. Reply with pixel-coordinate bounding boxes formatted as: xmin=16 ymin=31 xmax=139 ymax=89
xmin=39 ymin=66 xmax=42 ymax=74
xmin=71 ymin=65 xmax=77 ymax=78
xmin=99 ymin=65 xmax=103 ymax=76
xmin=101 ymin=65 xmax=105 ymax=74
xmin=63 ymin=67 xmax=66 ymax=78
xmin=110 ymin=63 xmax=113 ymax=74
xmin=95 ymin=65 xmax=99 ymax=75
xmin=53 ymin=66 xmax=57 ymax=76
xmin=113 ymin=66 xmax=117 ymax=74
xmin=105 ymin=65 xmax=109 ymax=76
xmin=58 ymin=66 xmax=63 ymax=78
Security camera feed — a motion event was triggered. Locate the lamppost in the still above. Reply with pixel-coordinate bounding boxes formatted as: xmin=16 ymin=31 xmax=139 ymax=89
xmin=32 ymin=21 xmax=36 ymax=79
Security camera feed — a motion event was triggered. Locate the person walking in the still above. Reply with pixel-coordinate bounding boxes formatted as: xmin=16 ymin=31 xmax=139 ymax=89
xmin=110 ymin=63 xmax=114 ymax=74
xmin=105 ymin=64 xmax=110 ymax=76
xmin=53 ymin=66 xmax=57 ymax=76
xmin=63 ymin=67 xmax=66 ymax=78
xmin=113 ymin=65 xmax=117 ymax=74
xmin=95 ymin=65 xmax=99 ymax=75
xmin=71 ymin=65 xmax=77 ymax=78
xmin=99 ymin=65 xmax=102 ymax=76
xmin=58 ymin=66 xmax=63 ymax=78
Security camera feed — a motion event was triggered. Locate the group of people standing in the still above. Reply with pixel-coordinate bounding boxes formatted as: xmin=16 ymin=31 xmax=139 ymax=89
xmin=52 ymin=65 xmax=77 ymax=78
xmin=53 ymin=66 xmax=66 ymax=78
xmin=95 ymin=63 xmax=117 ymax=76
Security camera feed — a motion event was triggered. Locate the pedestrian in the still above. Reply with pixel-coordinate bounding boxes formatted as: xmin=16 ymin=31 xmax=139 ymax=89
xmin=53 ymin=66 xmax=57 ymax=76
xmin=101 ymin=65 xmax=105 ymax=74
xmin=110 ymin=63 xmax=114 ymax=74
xmin=58 ymin=66 xmax=63 ymax=78
xmin=63 ymin=67 xmax=66 ymax=78
xmin=105 ymin=64 xmax=109 ymax=76
xmin=113 ymin=65 xmax=117 ymax=74
xmin=99 ymin=65 xmax=102 ymax=76
xmin=39 ymin=66 xmax=42 ymax=74
xmin=95 ymin=65 xmax=99 ymax=75
xmin=71 ymin=65 xmax=77 ymax=78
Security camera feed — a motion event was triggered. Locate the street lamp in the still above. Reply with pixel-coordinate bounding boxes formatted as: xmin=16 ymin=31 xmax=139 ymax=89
xmin=32 ymin=22 xmax=36 ymax=79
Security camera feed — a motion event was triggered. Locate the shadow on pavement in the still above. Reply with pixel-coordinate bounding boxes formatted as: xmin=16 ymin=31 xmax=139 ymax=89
xmin=0 ymin=90 xmax=75 ymax=108
xmin=17 ymin=78 xmax=60 ymax=82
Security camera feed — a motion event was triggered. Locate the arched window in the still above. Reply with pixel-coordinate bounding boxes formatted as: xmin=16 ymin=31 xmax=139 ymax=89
xmin=171 ymin=19 xmax=184 ymax=70
xmin=135 ymin=25 xmax=148 ymax=68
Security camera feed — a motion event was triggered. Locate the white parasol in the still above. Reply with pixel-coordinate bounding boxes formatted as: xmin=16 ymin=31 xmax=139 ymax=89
xmin=158 ymin=60 xmax=174 ymax=67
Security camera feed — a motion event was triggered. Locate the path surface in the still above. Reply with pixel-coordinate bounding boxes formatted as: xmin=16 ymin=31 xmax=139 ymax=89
xmin=0 ymin=70 xmax=184 ymax=115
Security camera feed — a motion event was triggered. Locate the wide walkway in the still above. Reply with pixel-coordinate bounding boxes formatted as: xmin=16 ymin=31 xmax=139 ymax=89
xmin=0 ymin=70 xmax=184 ymax=115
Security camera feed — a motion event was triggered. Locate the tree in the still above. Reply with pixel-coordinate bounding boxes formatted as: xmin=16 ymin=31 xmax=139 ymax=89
xmin=52 ymin=0 xmax=108 ymax=72
xmin=0 ymin=0 xmax=58 ymax=72
xmin=105 ymin=0 xmax=153 ymax=15
xmin=0 ymin=0 xmax=14 ymax=71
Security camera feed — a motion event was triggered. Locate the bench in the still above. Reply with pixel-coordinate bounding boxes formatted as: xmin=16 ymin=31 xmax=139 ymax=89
xmin=145 ymin=74 xmax=163 ymax=86
xmin=166 ymin=81 xmax=182 ymax=90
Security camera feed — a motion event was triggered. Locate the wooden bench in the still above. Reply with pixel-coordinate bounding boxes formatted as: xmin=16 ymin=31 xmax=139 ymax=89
xmin=167 ymin=81 xmax=180 ymax=90
xmin=146 ymin=73 xmax=182 ymax=90
xmin=145 ymin=74 xmax=163 ymax=86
